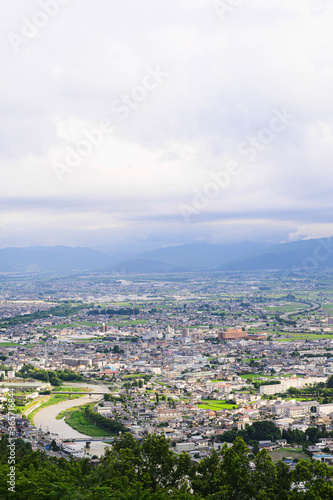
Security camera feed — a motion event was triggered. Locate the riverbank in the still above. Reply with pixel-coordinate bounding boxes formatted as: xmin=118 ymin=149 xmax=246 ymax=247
xmin=33 ymin=383 xmax=109 ymax=439
xmin=28 ymin=394 xmax=82 ymax=424
xmin=56 ymin=404 xmax=115 ymax=437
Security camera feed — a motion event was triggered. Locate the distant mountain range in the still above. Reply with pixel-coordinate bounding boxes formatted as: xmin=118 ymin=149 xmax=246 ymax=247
xmin=112 ymin=239 xmax=333 ymax=273
xmin=114 ymin=242 xmax=268 ymax=273
xmin=0 ymin=238 xmax=332 ymax=273
xmin=0 ymin=246 xmax=113 ymax=273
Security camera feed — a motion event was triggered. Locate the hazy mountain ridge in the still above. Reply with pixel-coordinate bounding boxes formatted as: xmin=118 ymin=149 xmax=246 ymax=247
xmin=222 ymin=239 xmax=333 ymax=271
xmin=136 ymin=242 xmax=269 ymax=270
xmin=0 ymin=246 xmax=113 ymax=273
xmin=114 ymin=238 xmax=333 ymax=273
xmin=0 ymin=238 xmax=332 ymax=273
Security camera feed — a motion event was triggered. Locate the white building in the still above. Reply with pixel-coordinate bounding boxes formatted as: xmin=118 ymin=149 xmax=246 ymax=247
xmin=260 ymin=377 xmax=327 ymax=395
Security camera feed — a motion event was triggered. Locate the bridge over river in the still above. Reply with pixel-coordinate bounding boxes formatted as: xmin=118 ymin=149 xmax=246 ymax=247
xmin=69 ymin=438 xmax=114 ymax=442
xmin=52 ymin=392 xmax=107 ymax=397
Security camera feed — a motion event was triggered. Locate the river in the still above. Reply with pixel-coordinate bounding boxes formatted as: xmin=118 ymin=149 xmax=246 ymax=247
xmin=33 ymin=383 xmax=112 ymax=457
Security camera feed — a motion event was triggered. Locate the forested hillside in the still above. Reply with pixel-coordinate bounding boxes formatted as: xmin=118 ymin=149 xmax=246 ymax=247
xmin=1 ymin=434 xmax=333 ymax=499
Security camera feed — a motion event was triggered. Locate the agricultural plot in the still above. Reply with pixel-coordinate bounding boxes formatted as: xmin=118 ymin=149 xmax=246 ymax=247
xmin=197 ymin=400 xmax=238 ymax=410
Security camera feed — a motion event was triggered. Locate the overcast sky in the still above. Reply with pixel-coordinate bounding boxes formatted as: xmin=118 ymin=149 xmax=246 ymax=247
xmin=1 ymin=0 xmax=333 ymax=252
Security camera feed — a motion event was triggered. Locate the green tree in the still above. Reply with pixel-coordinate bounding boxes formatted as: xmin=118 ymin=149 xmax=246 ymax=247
xmin=251 ymin=449 xmax=278 ymax=499
xmin=50 ymin=439 xmax=59 ymax=451
xmin=327 ymin=375 xmax=333 ymax=388
xmin=190 ymin=448 xmax=221 ymax=497
xmin=292 ymin=459 xmax=333 ymax=499
xmin=216 ymin=437 xmax=252 ymax=499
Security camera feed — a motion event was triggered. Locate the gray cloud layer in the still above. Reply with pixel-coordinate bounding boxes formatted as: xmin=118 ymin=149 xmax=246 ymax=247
xmin=1 ymin=0 xmax=333 ymax=250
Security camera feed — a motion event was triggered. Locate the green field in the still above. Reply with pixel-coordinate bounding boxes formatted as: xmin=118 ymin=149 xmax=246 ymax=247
xmin=56 ymin=405 xmax=115 ymax=437
xmin=72 ymin=338 xmax=101 ymax=343
xmin=286 ymin=398 xmax=314 ymax=402
xmin=240 ymin=373 xmax=297 ymax=382
xmin=197 ymin=400 xmax=238 ymax=410
xmin=243 ymin=358 xmax=261 ymax=362
xmin=322 ymin=304 xmax=333 ymax=311
xmin=76 ymin=321 xmax=103 ymax=327
xmin=269 ymin=448 xmax=309 ymax=462
xmin=111 ymin=320 xmax=148 ymax=326
xmin=240 ymin=374 xmax=277 ymax=380
xmin=265 ymin=304 xmax=305 ymax=313
xmin=274 ymin=332 xmax=333 ymax=342
xmin=47 ymin=322 xmax=101 ymax=329
xmin=108 ymin=302 xmax=133 ymax=307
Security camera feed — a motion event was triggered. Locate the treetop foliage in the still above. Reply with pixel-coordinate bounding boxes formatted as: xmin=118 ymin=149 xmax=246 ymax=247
xmin=1 ymin=433 xmax=333 ymax=499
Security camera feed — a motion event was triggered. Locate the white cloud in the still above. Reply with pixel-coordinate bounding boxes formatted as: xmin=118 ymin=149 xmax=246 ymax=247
xmin=1 ymin=0 xmax=333 ymax=248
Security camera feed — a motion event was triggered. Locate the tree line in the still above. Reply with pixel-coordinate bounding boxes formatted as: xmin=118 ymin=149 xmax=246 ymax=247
xmin=217 ymin=420 xmax=330 ymax=455
xmin=16 ymin=364 xmax=84 ymax=386
xmin=88 ymin=307 xmax=139 ymax=316
xmin=0 ymin=433 xmax=333 ymax=498
xmin=84 ymin=402 xmax=126 ymax=434
xmin=0 ymin=303 xmax=88 ymax=327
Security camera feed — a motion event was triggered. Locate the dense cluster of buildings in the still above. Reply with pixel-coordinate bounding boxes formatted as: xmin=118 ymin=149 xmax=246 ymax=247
xmin=1 ymin=269 xmax=333 ymax=462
